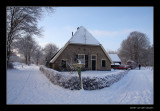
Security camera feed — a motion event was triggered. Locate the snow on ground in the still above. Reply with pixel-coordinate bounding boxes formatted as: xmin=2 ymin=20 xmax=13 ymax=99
xmin=7 ymin=63 xmax=153 ymax=104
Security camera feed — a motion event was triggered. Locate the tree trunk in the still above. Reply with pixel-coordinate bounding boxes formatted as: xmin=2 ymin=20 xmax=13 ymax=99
xmin=28 ymin=55 xmax=30 ymax=65
xmin=7 ymin=44 xmax=11 ymax=67
xmin=25 ymin=55 xmax=28 ymax=65
xmin=7 ymin=51 xmax=10 ymax=66
xmin=37 ymin=58 xmax=38 ymax=65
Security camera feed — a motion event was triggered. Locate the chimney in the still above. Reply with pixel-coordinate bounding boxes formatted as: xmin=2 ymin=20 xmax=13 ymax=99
xmin=77 ymin=27 xmax=79 ymax=30
xmin=72 ymin=32 xmax=73 ymax=36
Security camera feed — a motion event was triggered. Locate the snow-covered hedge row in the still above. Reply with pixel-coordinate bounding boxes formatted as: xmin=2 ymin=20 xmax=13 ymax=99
xmin=82 ymin=71 xmax=128 ymax=90
xmin=39 ymin=65 xmax=129 ymax=90
xmin=39 ymin=65 xmax=80 ymax=90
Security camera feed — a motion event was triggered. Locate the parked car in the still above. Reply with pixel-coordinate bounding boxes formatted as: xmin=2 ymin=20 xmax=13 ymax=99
xmin=114 ymin=65 xmax=129 ymax=70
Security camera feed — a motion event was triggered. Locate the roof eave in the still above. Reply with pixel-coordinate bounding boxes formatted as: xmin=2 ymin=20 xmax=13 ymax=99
xmin=100 ymin=44 xmax=113 ymax=64
xmin=50 ymin=42 xmax=69 ymax=63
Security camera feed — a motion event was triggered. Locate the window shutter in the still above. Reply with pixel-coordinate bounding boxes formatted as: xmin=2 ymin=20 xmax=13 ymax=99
xmin=85 ymin=55 xmax=88 ymax=68
xmin=74 ymin=55 xmax=78 ymax=62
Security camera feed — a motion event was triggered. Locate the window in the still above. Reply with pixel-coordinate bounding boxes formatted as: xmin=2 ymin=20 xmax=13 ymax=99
xmin=92 ymin=55 xmax=96 ymax=60
xmin=101 ymin=60 xmax=106 ymax=67
xmin=78 ymin=54 xmax=85 ymax=64
xmin=61 ymin=60 xmax=66 ymax=68
xmin=85 ymin=55 xmax=88 ymax=68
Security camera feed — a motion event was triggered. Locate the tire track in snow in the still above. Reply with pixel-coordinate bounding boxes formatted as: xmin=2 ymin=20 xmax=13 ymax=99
xmin=118 ymin=70 xmax=139 ymax=104
xmin=112 ymin=71 xmax=133 ymax=104
xmin=119 ymin=72 xmax=139 ymax=103
xmin=117 ymin=70 xmax=153 ymax=104
xmin=102 ymin=71 xmax=131 ymax=104
xmin=141 ymin=70 xmax=153 ymax=104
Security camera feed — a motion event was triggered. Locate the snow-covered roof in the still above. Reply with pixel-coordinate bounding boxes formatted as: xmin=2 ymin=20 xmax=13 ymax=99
xmin=69 ymin=26 xmax=100 ymax=45
xmin=50 ymin=26 xmax=113 ymax=64
xmin=111 ymin=63 xmax=120 ymax=65
xmin=109 ymin=54 xmax=121 ymax=62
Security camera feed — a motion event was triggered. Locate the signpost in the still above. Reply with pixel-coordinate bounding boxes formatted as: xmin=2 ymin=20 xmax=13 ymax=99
xmin=73 ymin=60 xmax=84 ymax=89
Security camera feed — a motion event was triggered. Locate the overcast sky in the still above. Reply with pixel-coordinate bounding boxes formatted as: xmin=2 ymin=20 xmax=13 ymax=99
xmin=36 ymin=7 xmax=153 ymax=51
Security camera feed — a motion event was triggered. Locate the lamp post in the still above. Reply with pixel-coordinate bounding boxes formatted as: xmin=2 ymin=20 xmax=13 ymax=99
xmin=73 ymin=60 xmax=84 ymax=89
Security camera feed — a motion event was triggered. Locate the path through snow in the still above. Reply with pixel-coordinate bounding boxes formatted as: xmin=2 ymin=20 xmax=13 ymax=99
xmin=7 ymin=64 xmax=153 ymax=104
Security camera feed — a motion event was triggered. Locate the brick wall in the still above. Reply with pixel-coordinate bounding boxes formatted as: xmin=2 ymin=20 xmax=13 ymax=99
xmin=51 ymin=44 xmax=111 ymax=71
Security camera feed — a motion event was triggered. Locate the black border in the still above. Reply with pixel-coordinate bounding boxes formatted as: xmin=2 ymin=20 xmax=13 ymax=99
xmin=2 ymin=0 xmax=160 ymax=110
xmin=4 ymin=0 xmax=156 ymax=6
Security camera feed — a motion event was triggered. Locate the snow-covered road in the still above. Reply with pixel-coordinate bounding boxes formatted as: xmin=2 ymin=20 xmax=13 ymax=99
xmin=105 ymin=69 xmax=153 ymax=104
xmin=7 ymin=63 xmax=153 ymax=104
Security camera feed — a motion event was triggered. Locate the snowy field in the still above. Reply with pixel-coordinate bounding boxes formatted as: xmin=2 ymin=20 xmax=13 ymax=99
xmin=7 ymin=62 xmax=153 ymax=104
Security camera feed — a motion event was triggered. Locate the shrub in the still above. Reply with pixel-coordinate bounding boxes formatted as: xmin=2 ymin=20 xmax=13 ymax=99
xmin=39 ymin=65 xmax=129 ymax=90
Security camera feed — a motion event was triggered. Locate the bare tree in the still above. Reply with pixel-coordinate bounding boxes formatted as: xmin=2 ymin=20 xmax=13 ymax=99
xmin=107 ymin=50 xmax=117 ymax=54
xmin=32 ymin=46 xmax=43 ymax=65
xmin=146 ymin=44 xmax=154 ymax=66
xmin=118 ymin=31 xmax=151 ymax=65
xmin=15 ymin=35 xmax=37 ymax=65
xmin=43 ymin=43 xmax=59 ymax=65
xmin=6 ymin=6 xmax=55 ymax=66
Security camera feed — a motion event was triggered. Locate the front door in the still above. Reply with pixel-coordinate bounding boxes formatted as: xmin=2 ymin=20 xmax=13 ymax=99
xmin=92 ymin=60 xmax=96 ymax=70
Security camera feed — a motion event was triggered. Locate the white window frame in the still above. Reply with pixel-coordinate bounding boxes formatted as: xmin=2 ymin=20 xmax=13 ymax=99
xmin=78 ymin=54 xmax=85 ymax=65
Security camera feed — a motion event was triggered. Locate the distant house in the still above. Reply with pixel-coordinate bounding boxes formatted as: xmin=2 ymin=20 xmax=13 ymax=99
xmin=49 ymin=26 xmax=113 ymax=71
xmin=108 ymin=54 xmax=121 ymax=68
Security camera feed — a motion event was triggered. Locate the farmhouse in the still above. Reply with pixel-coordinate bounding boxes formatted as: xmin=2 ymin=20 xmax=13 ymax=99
xmin=108 ymin=54 xmax=121 ymax=68
xmin=49 ymin=26 xmax=113 ymax=71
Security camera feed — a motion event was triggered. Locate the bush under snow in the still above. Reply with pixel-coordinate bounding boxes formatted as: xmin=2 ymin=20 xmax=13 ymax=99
xmin=39 ymin=65 xmax=129 ymax=90
xmin=40 ymin=65 xmax=80 ymax=90
xmin=82 ymin=71 xmax=128 ymax=90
